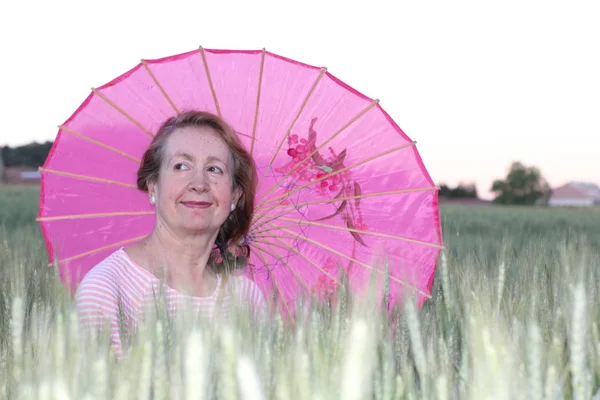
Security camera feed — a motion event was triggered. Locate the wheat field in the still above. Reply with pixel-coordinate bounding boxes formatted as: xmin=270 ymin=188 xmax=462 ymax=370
xmin=1 ymin=185 xmax=599 ymax=399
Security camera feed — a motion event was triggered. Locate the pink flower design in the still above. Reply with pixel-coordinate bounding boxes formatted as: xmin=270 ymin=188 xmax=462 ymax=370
xmin=275 ymin=117 xmax=369 ymax=246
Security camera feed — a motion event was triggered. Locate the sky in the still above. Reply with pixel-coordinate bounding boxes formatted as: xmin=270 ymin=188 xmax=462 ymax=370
xmin=1 ymin=0 xmax=598 ymax=199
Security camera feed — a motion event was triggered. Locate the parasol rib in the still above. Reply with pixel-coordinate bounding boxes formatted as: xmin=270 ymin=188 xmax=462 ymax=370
xmin=59 ymin=126 xmax=141 ymax=163
xmin=268 ymin=67 xmax=327 ymax=167
xmin=199 ymin=46 xmax=221 ymax=117
xmin=141 ymin=60 xmax=180 ymax=114
xmin=39 ymin=168 xmax=137 ymax=189
xmin=252 ymin=242 xmax=311 ymax=294
xmin=250 ymin=49 xmax=266 ymax=155
xmin=271 ymin=218 xmax=444 ymax=249
xmin=253 ymin=141 xmax=416 ymax=224
xmin=92 ymin=89 xmax=154 ymax=137
xmin=251 ymin=186 xmax=439 ymax=233
xmin=49 ymin=234 xmax=148 ymax=266
xmin=253 ymin=246 xmax=294 ymax=319
xmin=37 ymin=211 xmax=154 ymax=222
xmin=274 ymin=227 xmax=431 ymax=298
xmin=253 ymin=237 xmax=339 ymax=285
xmin=258 ymin=98 xmax=380 ymax=207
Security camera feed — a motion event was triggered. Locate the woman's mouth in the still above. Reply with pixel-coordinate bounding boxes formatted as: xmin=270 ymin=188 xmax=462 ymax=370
xmin=181 ymin=201 xmax=212 ymax=209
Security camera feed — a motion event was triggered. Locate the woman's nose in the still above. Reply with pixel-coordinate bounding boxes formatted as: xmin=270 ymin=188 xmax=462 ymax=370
xmin=189 ymin=170 xmax=209 ymax=191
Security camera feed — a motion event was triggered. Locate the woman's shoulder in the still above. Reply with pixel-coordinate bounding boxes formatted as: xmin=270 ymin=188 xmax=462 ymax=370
xmin=225 ymin=271 xmax=267 ymax=307
xmin=75 ymin=248 xmax=129 ymax=297
xmin=225 ymin=270 xmax=259 ymax=289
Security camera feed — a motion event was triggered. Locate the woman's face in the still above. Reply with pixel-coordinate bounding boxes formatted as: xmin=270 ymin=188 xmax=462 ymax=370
xmin=148 ymin=125 xmax=241 ymax=236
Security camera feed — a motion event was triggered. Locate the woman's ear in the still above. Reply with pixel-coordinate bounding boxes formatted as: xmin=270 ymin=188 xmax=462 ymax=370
xmin=148 ymin=181 xmax=157 ymax=203
xmin=233 ymin=187 xmax=242 ymax=206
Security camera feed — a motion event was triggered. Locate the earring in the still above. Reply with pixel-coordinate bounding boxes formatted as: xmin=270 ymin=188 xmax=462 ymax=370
xmin=231 ymin=203 xmax=236 ymax=211
xmin=150 ymin=194 xmax=156 ymax=204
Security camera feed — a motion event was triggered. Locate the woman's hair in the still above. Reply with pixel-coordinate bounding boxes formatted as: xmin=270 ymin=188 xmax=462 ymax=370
xmin=137 ymin=110 xmax=257 ymax=273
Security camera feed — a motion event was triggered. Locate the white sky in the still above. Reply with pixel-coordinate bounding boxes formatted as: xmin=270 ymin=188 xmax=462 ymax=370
xmin=1 ymin=0 xmax=598 ymax=199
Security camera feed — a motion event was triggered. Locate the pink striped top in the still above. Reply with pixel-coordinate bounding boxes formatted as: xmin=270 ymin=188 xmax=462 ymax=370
xmin=74 ymin=247 xmax=266 ymax=358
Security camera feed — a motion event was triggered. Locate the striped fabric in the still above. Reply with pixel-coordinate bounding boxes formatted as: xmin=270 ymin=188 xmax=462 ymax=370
xmin=74 ymin=248 xmax=266 ymax=358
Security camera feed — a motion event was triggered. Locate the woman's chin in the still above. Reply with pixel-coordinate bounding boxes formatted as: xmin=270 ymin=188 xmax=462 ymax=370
xmin=178 ymin=221 xmax=222 ymax=235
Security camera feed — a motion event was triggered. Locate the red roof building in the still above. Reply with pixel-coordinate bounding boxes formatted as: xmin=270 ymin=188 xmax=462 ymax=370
xmin=548 ymin=182 xmax=600 ymax=207
xmin=1 ymin=166 xmax=41 ymax=185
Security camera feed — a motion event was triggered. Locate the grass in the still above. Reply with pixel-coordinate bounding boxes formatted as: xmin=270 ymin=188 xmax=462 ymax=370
xmin=1 ymin=186 xmax=599 ymax=399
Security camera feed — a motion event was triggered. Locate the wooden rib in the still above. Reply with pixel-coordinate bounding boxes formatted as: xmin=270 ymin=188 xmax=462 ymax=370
xmin=252 ymin=223 xmax=315 ymax=236
xmin=251 ymin=208 xmax=298 ymax=233
xmin=37 ymin=211 xmax=154 ymax=222
xmin=59 ymin=126 xmax=141 ymax=163
xmin=259 ymin=98 xmax=380 ymax=207
xmin=50 ymin=234 xmax=147 ymax=266
xmin=276 ymin=217 xmax=444 ymax=249
xmin=275 ymin=227 xmax=431 ymax=298
xmin=141 ymin=60 xmax=180 ymax=114
xmin=254 ymin=142 xmax=416 ymax=223
xmin=251 ymin=186 xmax=439 ymax=232
xmin=253 ymin=246 xmax=294 ymax=319
xmin=199 ymin=46 xmax=221 ymax=117
xmin=252 ymin=242 xmax=311 ymax=294
xmin=268 ymin=67 xmax=327 ymax=166
xmin=250 ymin=49 xmax=266 ymax=155
xmin=39 ymin=168 xmax=137 ymax=189
xmin=253 ymin=222 xmax=443 ymax=252
xmin=253 ymin=237 xmax=339 ymax=285
xmin=272 ymin=186 xmax=439 ymax=208
xmin=92 ymin=89 xmax=154 ymax=137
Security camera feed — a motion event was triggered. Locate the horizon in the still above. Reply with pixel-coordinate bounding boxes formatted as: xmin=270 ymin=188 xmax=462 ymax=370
xmin=1 ymin=0 xmax=598 ymax=200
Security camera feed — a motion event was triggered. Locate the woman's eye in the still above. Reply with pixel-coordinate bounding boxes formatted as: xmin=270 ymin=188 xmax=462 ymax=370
xmin=174 ymin=163 xmax=189 ymax=171
xmin=208 ymin=166 xmax=223 ymax=173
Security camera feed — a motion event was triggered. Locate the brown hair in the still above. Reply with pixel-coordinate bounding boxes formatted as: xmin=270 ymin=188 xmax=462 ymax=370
xmin=137 ymin=110 xmax=257 ymax=273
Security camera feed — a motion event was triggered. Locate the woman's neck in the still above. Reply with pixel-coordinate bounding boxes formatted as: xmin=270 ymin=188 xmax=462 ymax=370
xmin=134 ymin=224 xmax=220 ymax=296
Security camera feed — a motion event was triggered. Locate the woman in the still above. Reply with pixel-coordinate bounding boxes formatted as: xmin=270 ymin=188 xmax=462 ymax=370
xmin=74 ymin=110 xmax=266 ymax=358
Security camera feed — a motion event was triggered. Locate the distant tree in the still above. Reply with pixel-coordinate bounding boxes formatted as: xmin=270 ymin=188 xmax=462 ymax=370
xmin=1 ymin=141 xmax=53 ymax=168
xmin=439 ymin=182 xmax=478 ymax=199
xmin=491 ymin=161 xmax=551 ymax=205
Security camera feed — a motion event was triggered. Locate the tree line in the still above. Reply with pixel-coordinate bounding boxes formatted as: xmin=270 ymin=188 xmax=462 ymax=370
xmin=1 ymin=142 xmax=53 ymax=168
xmin=2 ymin=142 xmax=551 ymax=205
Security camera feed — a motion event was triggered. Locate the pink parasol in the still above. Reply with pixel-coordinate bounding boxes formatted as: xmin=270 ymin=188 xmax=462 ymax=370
xmin=38 ymin=47 xmax=443 ymax=318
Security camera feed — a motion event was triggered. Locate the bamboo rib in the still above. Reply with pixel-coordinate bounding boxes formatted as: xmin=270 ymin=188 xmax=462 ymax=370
xmin=49 ymin=234 xmax=148 ymax=266
xmin=275 ymin=227 xmax=431 ymax=298
xmin=91 ymin=89 xmax=154 ymax=137
xmin=252 ymin=242 xmax=311 ymax=294
xmin=268 ymin=67 xmax=327 ymax=167
xmin=141 ymin=60 xmax=180 ymax=114
xmin=59 ymin=126 xmax=141 ymax=163
xmin=271 ymin=186 xmax=439 ymax=208
xmin=250 ymin=49 xmax=266 ymax=156
xmin=37 ymin=211 xmax=154 ymax=222
xmin=39 ymin=168 xmax=137 ymax=189
xmin=253 ymin=246 xmax=294 ymax=318
xmin=262 ymin=141 xmax=414 ymax=209
xmin=251 ymin=208 xmax=298 ymax=233
xmin=251 ymin=186 xmax=440 ymax=233
xmin=253 ymin=237 xmax=339 ymax=285
xmin=253 ymin=142 xmax=416 ymax=225
xmin=199 ymin=46 xmax=221 ymax=117
xmin=258 ymin=98 xmax=380 ymax=207
xmin=251 ymin=223 xmax=310 ymax=236
xmin=275 ymin=217 xmax=444 ymax=249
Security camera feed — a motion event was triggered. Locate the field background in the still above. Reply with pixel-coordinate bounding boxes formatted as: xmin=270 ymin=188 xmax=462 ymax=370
xmin=1 ymin=185 xmax=599 ymax=399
